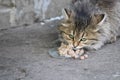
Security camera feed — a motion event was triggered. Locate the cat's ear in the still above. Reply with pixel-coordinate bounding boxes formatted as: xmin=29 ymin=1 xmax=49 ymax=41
xmin=92 ymin=14 xmax=106 ymax=26
xmin=62 ymin=8 xmax=71 ymax=20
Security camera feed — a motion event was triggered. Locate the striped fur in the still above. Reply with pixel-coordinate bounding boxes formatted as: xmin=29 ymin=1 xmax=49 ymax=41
xmin=58 ymin=0 xmax=120 ymax=56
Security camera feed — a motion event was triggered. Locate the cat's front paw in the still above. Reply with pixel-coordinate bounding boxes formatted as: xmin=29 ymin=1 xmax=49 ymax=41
xmin=58 ymin=43 xmax=71 ymax=57
xmin=79 ymin=54 xmax=88 ymax=60
xmin=76 ymin=49 xmax=88 ymax=60
xmin=68 ymin=49 xmax=88 ymax=60
xmin=58 ymin=43 xmax=88 ymax=60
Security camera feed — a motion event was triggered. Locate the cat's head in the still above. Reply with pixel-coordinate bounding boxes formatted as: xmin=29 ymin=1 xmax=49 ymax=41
xmin=59 ymin=8 xmax=106 ymax=50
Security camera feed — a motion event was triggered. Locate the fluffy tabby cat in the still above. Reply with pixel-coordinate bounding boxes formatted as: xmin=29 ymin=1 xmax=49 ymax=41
xmin=58 ymin=0 xmax=120 ymax=59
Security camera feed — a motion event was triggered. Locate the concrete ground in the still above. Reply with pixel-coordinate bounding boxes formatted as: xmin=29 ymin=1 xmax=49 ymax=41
xmin=0 ymin=21 xmax=120 ymax=80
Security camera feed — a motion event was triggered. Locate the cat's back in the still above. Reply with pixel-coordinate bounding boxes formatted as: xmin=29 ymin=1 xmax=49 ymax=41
xmin=106 ymin=1 xmax=120 ymax=36
xmin=95 ymin=0 xmax=120 ymax=36
xmin=90 ymin=0 xmax=120 ymax=35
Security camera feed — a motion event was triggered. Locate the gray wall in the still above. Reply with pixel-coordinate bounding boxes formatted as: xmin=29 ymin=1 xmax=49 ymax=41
xmin=0 ymin=0 xmax=70 ymax=29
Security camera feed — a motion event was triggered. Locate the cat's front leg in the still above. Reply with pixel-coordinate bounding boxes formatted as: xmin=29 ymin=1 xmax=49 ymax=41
xmin=74 ymin=49 xmax=88 ymax=60
xmin=67 ymin=48 xmax=88 ymax=59
xmin=58 ymin=43 xmax=71 ymax=57
xmin=58 ymin=43 xmax=88 ymax=59
xmin=109 ymin=36 xmax=117 ymax=43
xmin=58 ymin=43 xmax=79 ymax=58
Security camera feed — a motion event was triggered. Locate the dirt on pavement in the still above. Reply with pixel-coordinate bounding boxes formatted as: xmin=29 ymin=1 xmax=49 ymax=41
xmin=0 ymin=21 xmax=120 ymax=80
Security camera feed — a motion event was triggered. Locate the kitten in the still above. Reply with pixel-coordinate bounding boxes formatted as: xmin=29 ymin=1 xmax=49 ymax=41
xmin=58 ymin=0 xmax=120 ymax=59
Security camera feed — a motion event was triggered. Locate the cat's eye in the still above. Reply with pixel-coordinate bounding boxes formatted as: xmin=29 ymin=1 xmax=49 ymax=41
xmin=69 ymin=34 xmax=74 ymax=39
xmin=79 ymin=38 xmax=87 ymax=41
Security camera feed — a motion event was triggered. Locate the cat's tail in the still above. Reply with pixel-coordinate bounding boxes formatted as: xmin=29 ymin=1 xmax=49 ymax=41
xmin=93 ymin=0 xmax=118 ymax=9
xmin=71 ymin=0 xmax=118 ymax=9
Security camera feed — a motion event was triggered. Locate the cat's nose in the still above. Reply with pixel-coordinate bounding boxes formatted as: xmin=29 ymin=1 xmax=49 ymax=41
xmin=73 ymin=42 xmax=79 ymax=48
xmin=72 ymin=47 xmax=77 ymax=51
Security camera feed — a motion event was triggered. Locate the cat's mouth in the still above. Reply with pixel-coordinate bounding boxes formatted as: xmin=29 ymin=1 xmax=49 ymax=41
xmin=72 ymin=47 xmax=82 ymax=51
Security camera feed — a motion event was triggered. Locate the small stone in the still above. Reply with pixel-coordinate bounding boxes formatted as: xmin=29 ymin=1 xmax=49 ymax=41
xmin=76 ymin=50 xmax=80 ymax=55
xmin=74 ymin=54 xmax=79 ymax=59
xmin=84 ymin=54 xmax=88 ymax=58
xmin=80 ymin=56 xmax=85 ymax=60
xmin=79 ymin=49 xmax=84 ymax=55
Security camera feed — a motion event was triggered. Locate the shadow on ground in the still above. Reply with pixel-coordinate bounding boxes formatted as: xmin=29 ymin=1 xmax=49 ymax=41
xmin=0 ymin=22 xmax=120 ymax=80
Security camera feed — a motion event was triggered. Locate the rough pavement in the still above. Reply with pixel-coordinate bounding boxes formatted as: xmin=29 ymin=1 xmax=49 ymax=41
xmin=0 ymin=22 xmax=120 ymax=80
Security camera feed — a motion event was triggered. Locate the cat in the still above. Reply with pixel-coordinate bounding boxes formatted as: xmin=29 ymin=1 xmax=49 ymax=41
xmin=58 ymin=0 xmax=120 ymax=59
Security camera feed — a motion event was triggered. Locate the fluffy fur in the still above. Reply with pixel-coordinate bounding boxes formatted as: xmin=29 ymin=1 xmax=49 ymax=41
xmin=58 ymin=0 xmax=120 ymax=57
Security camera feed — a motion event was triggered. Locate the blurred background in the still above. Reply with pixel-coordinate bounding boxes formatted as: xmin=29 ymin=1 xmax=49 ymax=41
xmin=0 ymin=1 xmax=120 ymax=80
xmin=0 ymin=0 xmax=70 ymax=29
